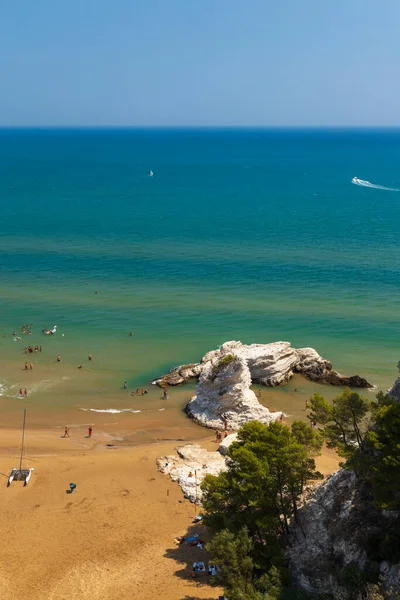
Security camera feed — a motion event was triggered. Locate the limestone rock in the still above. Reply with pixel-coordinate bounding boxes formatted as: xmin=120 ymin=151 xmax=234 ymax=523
xmin=152 ymin=363 xmax=202 ymax=387
xmin=287 ymin=469 xmax=400 ymax=599
xmin=156 ymin=444 xmax=227 ymax=504
xmin=388 ymin=376 xmax=400 ymax=402
xmin=218 ymin=432 xmax=238 ymax=455
xmin=152 ymin=340 xmax=371 ymax=389
xmin=186 ymin=354 xmax=283 ymax=430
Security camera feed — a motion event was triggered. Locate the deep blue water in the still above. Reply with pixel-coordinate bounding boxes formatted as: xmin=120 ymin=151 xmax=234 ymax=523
xmin=0 ymin=128 xmax=399 ymax=388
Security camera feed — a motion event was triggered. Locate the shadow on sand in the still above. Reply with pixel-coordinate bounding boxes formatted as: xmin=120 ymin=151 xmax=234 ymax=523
xmin=164 ymin=522 xmax=221 ymax=599
xmin=180 ymin=597 xmax=217 ymax=600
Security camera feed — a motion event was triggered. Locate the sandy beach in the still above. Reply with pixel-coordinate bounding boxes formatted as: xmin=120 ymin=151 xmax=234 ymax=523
xmin=0 ymin=428 xmax=223 ymax=600
xmin=0 ymin=425 xmax=339 ymax=600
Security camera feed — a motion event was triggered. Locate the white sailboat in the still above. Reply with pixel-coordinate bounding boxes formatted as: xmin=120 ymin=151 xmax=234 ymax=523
xmin=7 ymin=409 xmax=34 ymax=487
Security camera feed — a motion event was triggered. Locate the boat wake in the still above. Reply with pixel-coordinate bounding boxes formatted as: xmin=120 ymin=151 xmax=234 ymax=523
xmin=352 ymin=177 xmax=400 ymax=191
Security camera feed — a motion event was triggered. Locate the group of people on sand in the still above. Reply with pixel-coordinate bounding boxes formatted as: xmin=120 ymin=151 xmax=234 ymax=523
xmin=63 ymin=426 xmax=93 ymax=438
xmin=215 ymin=429 xmax=228 ymax=441
xmin=24 ymin=345 xmax=42 ymax=353
xmin=24 ymin=362 xmax=34 ymax=370
xmin=19 ymin=388 xmax=28 ymax=397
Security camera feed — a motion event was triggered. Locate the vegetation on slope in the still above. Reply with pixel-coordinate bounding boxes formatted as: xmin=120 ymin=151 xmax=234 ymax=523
xmin=201 ymin=388 xmax=400 ymax=599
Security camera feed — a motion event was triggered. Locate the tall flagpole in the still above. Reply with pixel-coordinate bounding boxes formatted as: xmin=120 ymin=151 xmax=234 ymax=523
xmin=194 ymin=469 xmax=198 ymax=517
xmin=19 ymin=409 xmax=26 ymax=471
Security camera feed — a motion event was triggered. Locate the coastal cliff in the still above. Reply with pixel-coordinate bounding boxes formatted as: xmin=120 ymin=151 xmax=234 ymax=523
xmin=286 ymin=470 xmax=400 ymax=599
xmin=287 ymin=375 xmax=400 ymax=599
xmin=152 ymin=340 xmax=371 ymax=389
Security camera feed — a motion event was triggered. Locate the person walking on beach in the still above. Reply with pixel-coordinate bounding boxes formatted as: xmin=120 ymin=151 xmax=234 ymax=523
xmin=64 ymin=426 xmax=70 ymax=438
xmin=24 ymin=362 xmax=29 ymax=370
xmin=88 ymin=426 xmax=93 ymax=438
xmin=24 ymin=388 xmax=28 ymax=397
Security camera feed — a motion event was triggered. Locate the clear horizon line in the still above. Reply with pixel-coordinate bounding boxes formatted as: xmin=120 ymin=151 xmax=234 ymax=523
xmin=1 ymin=124 xmax=400 ymax=130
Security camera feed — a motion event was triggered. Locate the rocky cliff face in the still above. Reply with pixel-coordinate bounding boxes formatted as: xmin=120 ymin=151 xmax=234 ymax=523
xmin=388 ymin=375 xmax=400 ymax=402
xmin=152 ymin=340 xmax=371 ymax=389
xmin=186 ymin=354 xmax=283 ymax=430
xmin=287 ymin=374 xmax=400 ymax=599
xmin=287 ymin=469 xmax=400 ymax=599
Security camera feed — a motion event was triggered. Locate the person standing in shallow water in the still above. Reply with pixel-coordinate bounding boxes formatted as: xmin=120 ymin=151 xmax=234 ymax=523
xmin=123 ymin=381 xmax=127 ymax=389
xmin=57 ymin=355 xmax=61 ymax=362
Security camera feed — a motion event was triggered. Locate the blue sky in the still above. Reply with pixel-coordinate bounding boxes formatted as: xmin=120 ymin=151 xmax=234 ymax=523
xmin=1 ymin=0 xmax=399 ymax=126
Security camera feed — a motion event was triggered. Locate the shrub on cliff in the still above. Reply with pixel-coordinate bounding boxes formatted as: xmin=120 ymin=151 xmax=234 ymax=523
xmin=308 ymin=387 xmax=400 ymax=510
xmin=307 ymin=388 xmax=370 ymax=462
xmin=212 ymin=353 xmax=237 ymax=378
xmin=362 ymin=394 xmax=400 ymax=510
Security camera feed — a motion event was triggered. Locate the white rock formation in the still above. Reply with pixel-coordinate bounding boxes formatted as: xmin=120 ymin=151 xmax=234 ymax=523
xmin=218 ymin=432 xmax=238 ymax=455
xmin=201 ymin=340 xmax=306 ymax=386
xmin=187 ymin=354 xmax=283 ymax=430
xmin=152 ymin=340 xmax=371 ymax=389
xmin=156 ymin=444 xmax=227 ymax=504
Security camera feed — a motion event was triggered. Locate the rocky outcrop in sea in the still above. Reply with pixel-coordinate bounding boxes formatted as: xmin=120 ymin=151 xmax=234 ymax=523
xmin=152 ymin=341 xmax=371 ymax=431
xmin=152 ymin=340 xmax=371 ymax=389
xmin=186 ymin=353 xmax=283 ymax=430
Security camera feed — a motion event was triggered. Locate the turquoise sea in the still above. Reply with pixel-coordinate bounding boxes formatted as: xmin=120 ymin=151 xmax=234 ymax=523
xmin=0 ymin=128 xmax=399 ymax=425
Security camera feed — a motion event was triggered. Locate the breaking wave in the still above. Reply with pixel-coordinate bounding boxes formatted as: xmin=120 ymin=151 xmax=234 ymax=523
xmin=352 ymin=178 xmax=400 ymax=191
